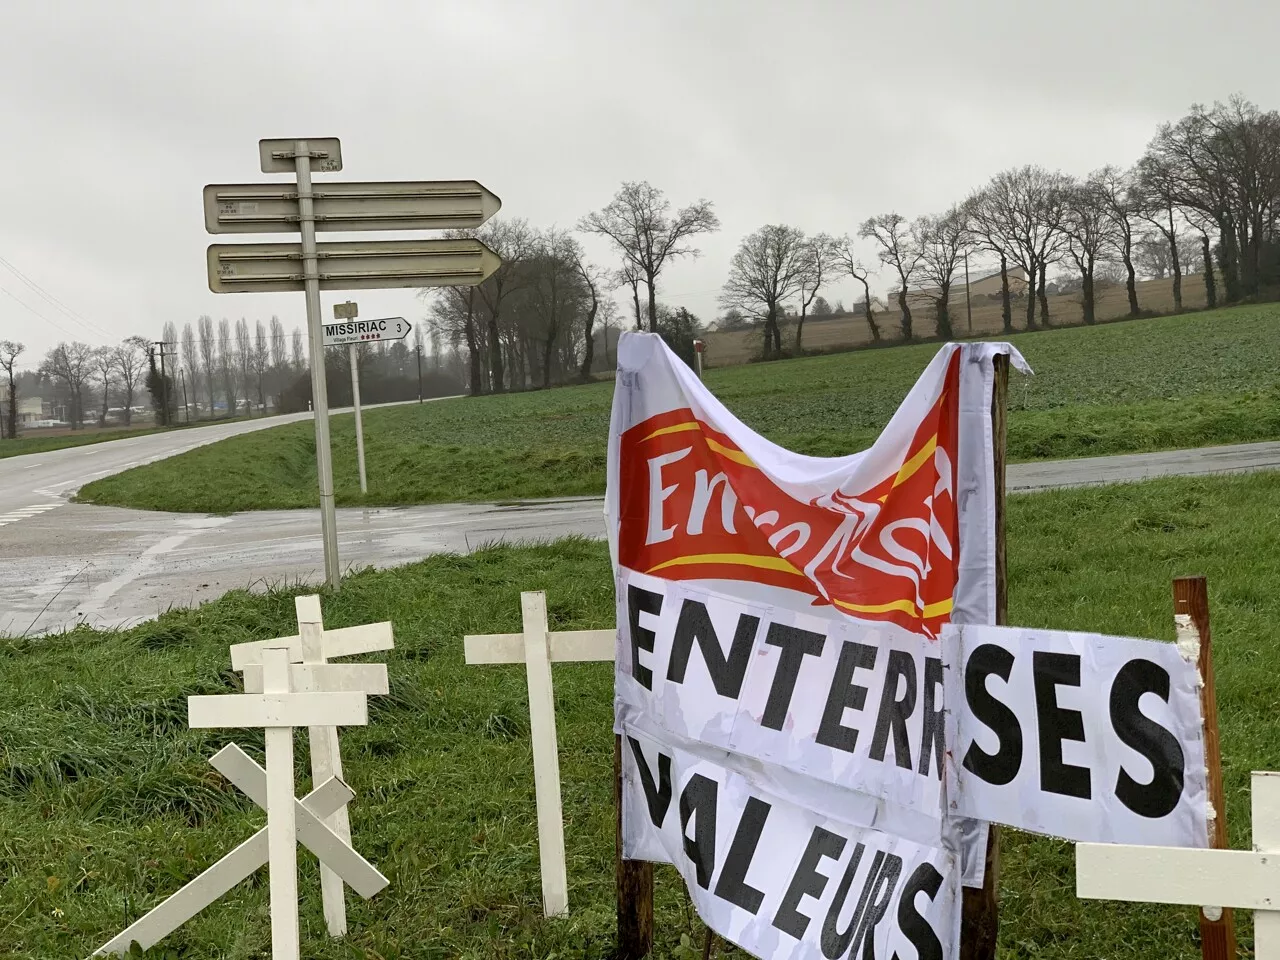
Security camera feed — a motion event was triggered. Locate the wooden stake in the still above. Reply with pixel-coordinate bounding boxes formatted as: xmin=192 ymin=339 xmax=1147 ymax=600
xmin=1173 ymin=575 xmax=1237 ymax=960
xmin=616 ymin=733 xmax=654 ymax=959
xmin=960 ymin=352 xmax=1007 ymax=960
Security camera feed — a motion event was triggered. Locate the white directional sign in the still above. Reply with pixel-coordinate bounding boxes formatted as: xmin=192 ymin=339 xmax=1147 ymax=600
xmin=259 ymin=137 xmax=343 ymax=173
xmin=323 ymin=316 xmax=411 ymax=347
xmin=204 ymin=180 xmax=502 ymax=234
xmin=207 ymin=237 xmax=502 ymax=293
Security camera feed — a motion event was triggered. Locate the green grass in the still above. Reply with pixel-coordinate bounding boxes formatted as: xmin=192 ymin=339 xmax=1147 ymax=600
xmin=0 ymin=414 xmax=264 ymax=460
xmin=5 ymin=471 xmax=1280 ymax=958
xmin=77 ymin=302 xmax=1280 ymax=511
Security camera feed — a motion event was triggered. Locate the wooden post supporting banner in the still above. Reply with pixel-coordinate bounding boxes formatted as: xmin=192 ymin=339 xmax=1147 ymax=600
xmin=616 ymin=734 xmax=654 ymax=960
xmin=1173 ymin=575 xmax=1238 ymax=960
xmin=960 ymin=352 xmax=1007 ymax=960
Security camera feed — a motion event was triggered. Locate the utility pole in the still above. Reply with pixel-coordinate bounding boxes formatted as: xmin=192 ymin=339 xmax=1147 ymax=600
xmin=180 ymin=368 xmax=190 ymax=423
xmin=154 ymin=340 xmax=176 ymax=426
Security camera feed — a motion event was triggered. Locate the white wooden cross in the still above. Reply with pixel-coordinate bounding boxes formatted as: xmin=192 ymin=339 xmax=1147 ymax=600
xmin=230 ymin=595 xmax=393 ymax=937
xmin=195 ymin=646 xmax=367 ymax=960
xmin=1078 ymin=770 xmax=1280 ymax=957
xmin=463 ymin=591 xmax=614 ymax=918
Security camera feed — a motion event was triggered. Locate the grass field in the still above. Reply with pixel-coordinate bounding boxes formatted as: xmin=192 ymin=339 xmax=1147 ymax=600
xmin=76 ymin=303 xmax=1280 ymax=513
xmin=0 ymin=414 xmax=268 ymax=461
xmin=5 ymin=471 xmax=1280 ymax=958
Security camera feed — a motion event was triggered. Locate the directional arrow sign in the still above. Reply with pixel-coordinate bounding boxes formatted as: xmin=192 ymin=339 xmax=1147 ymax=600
xmin=322 ymin=317 xmax=412 ymax=347
xmin=203 ymin=180 xmax=502 ymax=234
xmin=207 ymin=238 xmax=502 ymax=293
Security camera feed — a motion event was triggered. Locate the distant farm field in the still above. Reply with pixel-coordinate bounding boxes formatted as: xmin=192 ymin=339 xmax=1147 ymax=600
xmin=5 ymin=471 xmax=1280 ymax=958
xmin=77 ymin=303 xmax=1280 ymax=513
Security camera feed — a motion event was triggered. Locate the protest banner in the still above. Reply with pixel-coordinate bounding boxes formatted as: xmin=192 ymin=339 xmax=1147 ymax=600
xmin=608 ymin=332 xmax=1027 ymax=958
xmin=942 ymin=622 xmax=1207 ymax=846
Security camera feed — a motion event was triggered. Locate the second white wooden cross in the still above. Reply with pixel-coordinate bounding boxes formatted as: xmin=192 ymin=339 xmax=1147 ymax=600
xmin=463 ymin=591 xmax=614 ymax=918
xmin=230 ymin=595 xmax=393 ymax=936
xmin=1078 ymin=770 xmax=1280 ymax=957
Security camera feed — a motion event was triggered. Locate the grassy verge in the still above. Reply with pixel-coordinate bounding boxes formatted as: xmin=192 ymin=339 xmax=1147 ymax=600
xmin=5 ymin=472 xmax=1280 ymax=957
xmin=77 ymin=303 xmax=1280 ymax=513
xmin=0 ymin=414 xmax=269 ymax=461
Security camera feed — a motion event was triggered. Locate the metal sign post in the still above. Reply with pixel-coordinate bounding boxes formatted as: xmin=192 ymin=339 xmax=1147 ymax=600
xmin=206 ymin=138 xmax=502 ymax=589
xmin=333 ymin=302 xmax=368 ymax=494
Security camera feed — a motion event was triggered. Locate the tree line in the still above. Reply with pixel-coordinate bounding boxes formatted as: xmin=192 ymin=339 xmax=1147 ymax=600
xmin=427 ymin=95 xmax=1280 ymax=385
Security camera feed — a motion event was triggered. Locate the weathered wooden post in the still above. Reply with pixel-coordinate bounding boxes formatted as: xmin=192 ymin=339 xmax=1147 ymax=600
xmin=1174 ymin=574 xmax=1237 ymax=960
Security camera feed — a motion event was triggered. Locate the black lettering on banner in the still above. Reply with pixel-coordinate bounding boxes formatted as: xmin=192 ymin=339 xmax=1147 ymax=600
xmin=761 ymin=623 xmax=827 ymax=730
xmin=667 ymin=598 xmax=760 ymax=698
xmin=773 ymin=826 xmax=847 ymax=940
xmin=961 ymin=643 xmax=1023 ymax=785
xmin=892 ymin=862 xmax=945 ymax=960
xmin=679 ymin=773 xmax=718 ymax=889
xmin=851 ymin=852 xmax=902 ymax=960
xmin=918 ymin=657 xmax=945 ymax=779
xmin=627 ymin=585 xmax=663 ymax=690
xmin=821 ymin=844 xmax=871 ymax=959
xmin=1033 ymin=651 xmax=1091 ymax=799
xmin=869 ymin=650 xmax=918 ymax=770
xmin=627 ymin=737 xmax=673 ymax=827
xmin=713 ymin=797 xmax=771 ymax=914
xmin=817 ymin=642 xmax=878 ymax=754
xmin=1110 ymin=658 xmax=1185 ymax=819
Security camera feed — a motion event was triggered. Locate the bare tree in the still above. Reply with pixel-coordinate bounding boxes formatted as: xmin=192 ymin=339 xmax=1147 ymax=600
xmin=1135 ymin=156 xmax=1186 ymax=311
xmin=475 ymin=218 xmax=535 ymax=392
xmin=615 ymin=261 xmax=643 ymax=330
xmin=41 ymin=342 xmax=94 ymax=429
xmin=963 ymin=192 xmax=1015 ymax=333
xmin=197 ymin=314 xmax=216 ymax=415
xmin=91 ymin=346 xmax=115 ymax=425
xmin=218 ymin=317 xmax=236 ymax=416
xmin=574 ymin=254 xmax=602 ymax=379
xmin=253 ymin=320 xmax=270 ymax=410
xmin=180 ymin=322 xmax=199 ymax=417
xmin=579 ymin=181 xmax=720 ymax=331
xmin=269 ymin=315 xmax=287 ymax=369
xmin=720 ymin=224 xmax=809 ymax=360
xmin=859 ymin=213 xmax=921 ymax=340
xmin=1133 ymin=232 xmax=1173 ymax=279
xmin=1061 ymin=177 xmax=1121 ymax=325
xmin=913 ymin=207 xmax=968 ymax=339
xmin=1093 ymin=165 xmax=1143 ymax=316
xmin=290 ymin=327 xmax=306 ymax=371
xmin=832 ymin=240 xmax=881 ymax=342
xmin=0 ymin=340 xmax=24 ymax=439
xmin=114 ymin=337 xmax=148 ymax=424
xmin=235 ymin=318 xmax=253 ymax=414
xmin=972 ymin=167 xmax=1070 ymax=330
xmin=527 ymin=228 xmax=586 ymax=388
xmin=794 ymin=233 xmax=842 ymax=353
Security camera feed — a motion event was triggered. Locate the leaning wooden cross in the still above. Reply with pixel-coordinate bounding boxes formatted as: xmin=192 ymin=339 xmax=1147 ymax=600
xmin=1078 ymin=770 xmax=1280 ymax=957
xmin=463 ymin=591 xmax=613 ymax=918
xmin=230 ymin=596 xmax=394 ymax=937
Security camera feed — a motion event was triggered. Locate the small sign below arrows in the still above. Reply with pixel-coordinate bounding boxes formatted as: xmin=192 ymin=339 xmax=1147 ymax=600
xmin=322 ymin=316 xmax=412 ymax=347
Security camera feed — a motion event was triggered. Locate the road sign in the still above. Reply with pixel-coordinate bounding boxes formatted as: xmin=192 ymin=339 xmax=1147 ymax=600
xmin=322 ymin=316 xmax=411 ymax=347
xmin=259 ymin=138 xmax=343 ymax=174
xmin=203 ymin=180 xmax=502 ymax=234
xmin=333 ymin=301 xmax=358 ymax=320
xmin=207 ymin=238 xmax=502 ymax=293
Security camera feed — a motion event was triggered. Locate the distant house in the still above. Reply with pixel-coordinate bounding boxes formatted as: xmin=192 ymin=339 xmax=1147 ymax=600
xmin=18 ymin=396 xmax=44 ymax=424
xmin=895 ymin=266 xmax=1029 ymax=312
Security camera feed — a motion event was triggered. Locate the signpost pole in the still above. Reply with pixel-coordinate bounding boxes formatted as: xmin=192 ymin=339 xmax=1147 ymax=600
xmin=349 ymin=343 xmax=367 ymax=494
xmin=294 ymin=139 xmax=340 ymax=588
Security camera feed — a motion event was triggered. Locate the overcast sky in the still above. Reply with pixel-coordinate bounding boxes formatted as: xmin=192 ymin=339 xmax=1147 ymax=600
xmin=2 ymin=0 xmax=1275 ymax=365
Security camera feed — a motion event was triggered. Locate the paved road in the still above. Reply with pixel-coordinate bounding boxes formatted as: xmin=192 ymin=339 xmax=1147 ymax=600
xmin=2 ymin=425 xmax=1278 ymax=636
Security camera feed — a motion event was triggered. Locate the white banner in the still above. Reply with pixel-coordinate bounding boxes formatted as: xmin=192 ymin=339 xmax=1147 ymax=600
xmin=942 ymin=623 xmax=1208 ymax=846
xmin=621 ymin=726 xmax=959 ymax=960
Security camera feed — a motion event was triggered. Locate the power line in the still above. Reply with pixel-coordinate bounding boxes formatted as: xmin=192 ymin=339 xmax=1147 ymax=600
xmin=0 ymin=253 xmax=114 ymax=339
xmin=0 ymin=285 xmax=77 ymax=337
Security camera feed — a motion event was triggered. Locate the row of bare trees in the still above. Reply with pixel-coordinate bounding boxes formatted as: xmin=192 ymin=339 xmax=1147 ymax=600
xmin=31 ymin=337 xmax=151 ymax=430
